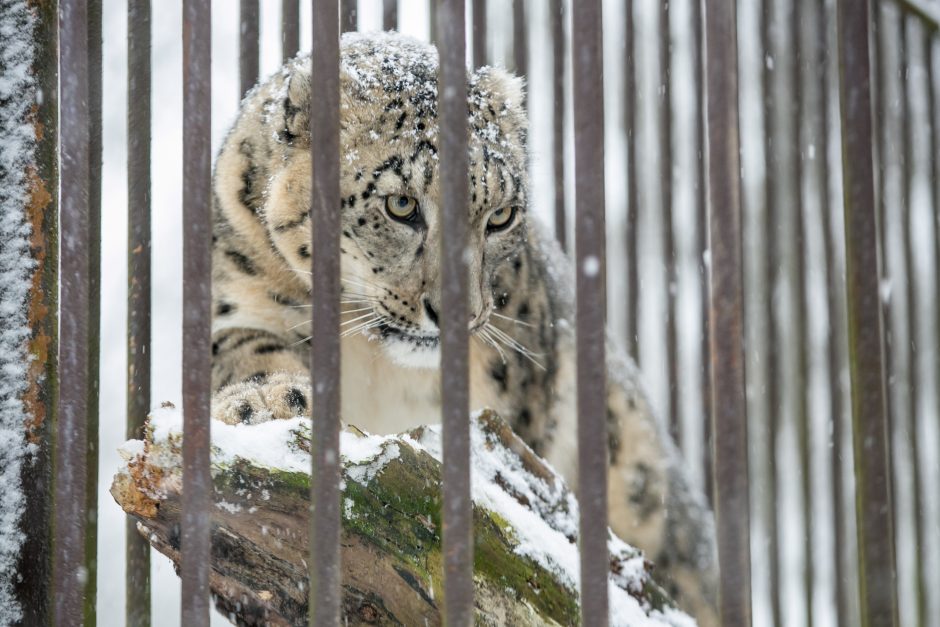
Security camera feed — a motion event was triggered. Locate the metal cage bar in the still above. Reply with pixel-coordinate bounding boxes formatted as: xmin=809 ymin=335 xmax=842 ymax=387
xmin=341 ymin=0 xmax=357 ymax=33
xmin=659 ymin=0 xmax=678 ymax=442
xmin=437 ymin=0 xmax=474 ymax=623
xmin=703 ymin=0 xmax=752 ymax=622
xmin=282 ymin=0 xmax=300 ymax=62
xmin=572 ymin=0 xmax=609 ymax=624
xmin=309 ymin=1 xmax=343 ymax=624
xmin=473 ymin=0 xmax=486 ymax=68
xmin=383 ymin=0 xmax=398 ymax=30
xmin=126 ymin=0 xmax=153 ymax=624
xmin=180 ymin=0 xmax=213 ymax=623
xmin=551 ymin=0 xmax=565 ymax=249
xmin=240 ymin=0 xmax=260 ymax=97
xmin=837 ymin=0 xmax=899 ymax=623
xmin=513 ymin=0 xmax=527 ymax=78
xmin=624 ymin=0 xmax=639 ymax=362
xmin=53 ymin=0 xmax=91 ymax=623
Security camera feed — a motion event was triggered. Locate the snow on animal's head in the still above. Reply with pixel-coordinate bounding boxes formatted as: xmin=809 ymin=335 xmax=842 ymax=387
xmin=263 ymin=33 xmax=530 ymax=369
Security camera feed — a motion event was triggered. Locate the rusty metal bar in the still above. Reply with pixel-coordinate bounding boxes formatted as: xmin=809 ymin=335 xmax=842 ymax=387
xmin=383 ymin=0 xmax=398 ymax=30
xmin=341 ymin=0 xmax=357 ymax=33
xmin=180 ymin=0 xmax=212 ymax=624
xmin=126 ymin=0 xmax=152 ymax=624
xmin=473 ymin=0 xmax=486 ymax=68
xmin=551 ymin=0 xmax=565 ymax=248
xmin=928 ymin=21 xmax=940 ymax=518
xmin=791 ymin=0 xmax=813 ymax=622
xmin=282 ymin=0 xmax=300 ymax=62
xmin=836 ymin=0 xmax=899 ymax=622
xmin=872 ymin=6 xmax=899 ymax=595
xmin=659 ymin=0 xmax=678 ymax=444
xmin=240 ymin=0 xmax=259 ymax=96
xmin=692 ymin=0 xmax=712 ymax=504
xmin=625 ymin=0 xmax=639 ymax=361
xmin=572 ymin=0 xmax=609 ymax=624
xmin=53 ymin=0 xmax=91 ymax=623
xmin=703 ymin=0 xmax=751 ymax=622
xmin=16 ymin=2 xmax=58 ymax=623
xmin=899 ymin=18 xmax=926 ymax=625
xmin=760 ymin=0 xmax=782 ymax=619
xmin=814 ymin=0 xmax=848 ymax=621
xmin=513 ymin=0 xmax=526 ymax=77
xmin=309 ymin=0 xmax=342 ymax=623
xmin=85 ymin=1 xmax=103 ymax=623
xmin=437 ymin=0 xmax=473 ymax=623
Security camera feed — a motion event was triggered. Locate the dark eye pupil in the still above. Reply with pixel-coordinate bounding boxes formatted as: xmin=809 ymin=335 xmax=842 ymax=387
xmin=398 ymin=197 xmax=409 ymax=208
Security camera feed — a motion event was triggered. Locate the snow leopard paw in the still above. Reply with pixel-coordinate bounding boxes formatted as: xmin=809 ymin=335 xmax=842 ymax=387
xmin=212 ymin=372 xmax=312 ymax=425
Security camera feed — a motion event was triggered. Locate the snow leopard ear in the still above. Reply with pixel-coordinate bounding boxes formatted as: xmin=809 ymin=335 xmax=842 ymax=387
xmin=470 ymin=66 xmax=527 ymax=121
xmin=277 ymin=70 xmax=311 ymax=148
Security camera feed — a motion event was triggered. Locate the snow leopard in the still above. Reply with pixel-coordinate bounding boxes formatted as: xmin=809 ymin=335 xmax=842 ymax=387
xmin=209 ymin=32 xmax=718 ymax=625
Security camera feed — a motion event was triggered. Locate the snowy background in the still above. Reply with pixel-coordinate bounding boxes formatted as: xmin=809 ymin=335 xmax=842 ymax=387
xmin=85 ymin=0 xmax=940 ymax=626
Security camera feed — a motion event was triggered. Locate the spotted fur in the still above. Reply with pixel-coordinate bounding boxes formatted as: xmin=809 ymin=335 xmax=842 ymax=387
xmin=210 ymin=33 xmax=717 ymax=624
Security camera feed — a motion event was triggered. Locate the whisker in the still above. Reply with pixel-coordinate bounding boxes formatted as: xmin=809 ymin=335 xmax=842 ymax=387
xmin=341 ymin=312 xmax=378 ymax=326
xmin=341 ymin=319 xmax=384 ymax=338
xmin=340 ymin=277 xmax=381 ymax=292
xmin=285 ymin=319 xmax=312 ymax=332
xmin=491 ymin=311 xmax=536 ymax=328
xmin=478 ymin=328 xmax=508 ymax=364
xmin=485 ymin=323 xmax=546 ymax=371
xmin=339 ymin=306 xmax=374 ymax=315
xmin=289 ymin=335 xmax=312 ymax=347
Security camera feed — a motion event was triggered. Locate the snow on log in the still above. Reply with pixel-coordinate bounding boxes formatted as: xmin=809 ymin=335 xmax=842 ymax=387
xmin=110 ymin=405 xmax=694 ymax=626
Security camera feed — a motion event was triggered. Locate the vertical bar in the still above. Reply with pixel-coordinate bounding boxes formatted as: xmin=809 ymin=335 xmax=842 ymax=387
xmin=429 ymin=0 xmax=438 ymax=45
xmin=660 ymin=0 xmax=679 ymax=443
xmin=929 ymin=34 xmax=940 ymax=548
xmin=836 ymin=0 xmax=899 ymax=621
xmin=513 ymin=0 xmax=526 ymax=77
xmin=815 ymin=0 xmax=848 ymax=620
xmin=791 ymin=0 xmax=813 ymax=622
xmin=703 ymin=0 xmax=752 ymax=622
xmin=473 ymin=0 xmax=486 ymax=68
xmin=437 ymin=0 xmax=473 ymax=623
xmin=341 ymin=0 xmax=357 ymax=33
xmin=692 ymin=0 xmax=713 ymax=504
xmin=625 ymin=0 xmax=640 ymax=361
xmin=54 ymin=0 xmax=90 ymax=624
xmin=127 ymin=0 xmax=152 ymax=624
xmin=85 ymin=2 xmax=103 ymax=623
xmin=872 ymin=6 xmax=899 ymax=597
xmin=282 ymin=0 xmax=300 ymax=62
xmin=240 ymin=0 xmax=259 ymax=97
xmin=181 ymin=0 xmax=212 ymax=624
xmin=572 ymin=1 xmax=609 ymax=624
xmin=17 ymin=1 xmax=58 ymax=623
xmin=760 ymin=0 xmax=782 ymax=621
xmin=899 ymin=18 xmax=926 ymax=626
xmin=551 ymin=0 xmax=565 ymax=248
xmin=310 ymin=0 xmax=342 ymax=624
xmin=383 ymin=0 xmax=398 ymax=31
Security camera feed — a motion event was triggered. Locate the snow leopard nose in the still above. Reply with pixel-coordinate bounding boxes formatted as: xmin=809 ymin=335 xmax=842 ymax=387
xmin=423 ymin=298 xmax=439 ymax=328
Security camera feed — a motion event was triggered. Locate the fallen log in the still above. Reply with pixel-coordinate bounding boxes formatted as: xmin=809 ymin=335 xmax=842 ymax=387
xmin=110 ymin=405 xmax=692 ymax=626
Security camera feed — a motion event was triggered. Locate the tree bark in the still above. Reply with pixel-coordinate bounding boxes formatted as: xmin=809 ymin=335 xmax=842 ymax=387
xmin=111 ymin=409 xmax=681 ymax=626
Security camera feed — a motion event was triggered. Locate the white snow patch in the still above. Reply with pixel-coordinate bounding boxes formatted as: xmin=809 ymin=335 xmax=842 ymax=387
xmin=0 ymin=2 xmax=37 ymax=624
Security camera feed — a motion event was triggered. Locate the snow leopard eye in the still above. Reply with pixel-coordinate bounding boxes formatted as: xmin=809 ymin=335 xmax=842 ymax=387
xmin=486 ymin=206 xmax=517 ymax=233
xmin=385 ymin=194 xmax=420 ymax=222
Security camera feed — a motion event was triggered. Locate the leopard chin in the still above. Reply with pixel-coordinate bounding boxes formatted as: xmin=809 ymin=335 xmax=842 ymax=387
xmin=373 ymin=325 xmax=441 ymax=369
